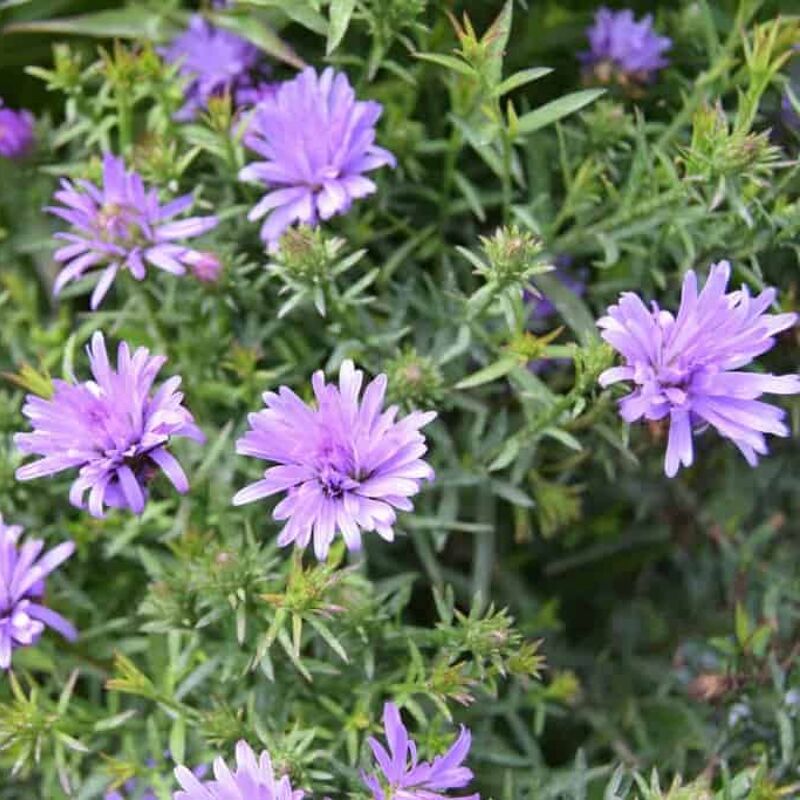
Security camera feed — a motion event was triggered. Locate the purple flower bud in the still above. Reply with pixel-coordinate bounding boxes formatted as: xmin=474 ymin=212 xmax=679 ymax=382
xmin=185 ymin=251 xmax=223 ymax=283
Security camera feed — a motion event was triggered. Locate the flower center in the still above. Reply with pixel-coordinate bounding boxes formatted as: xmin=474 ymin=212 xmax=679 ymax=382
xmin=315 ymin=440 xmax=360 ymax=498
xmin=96 ymin=202 xmax=143 ymax=245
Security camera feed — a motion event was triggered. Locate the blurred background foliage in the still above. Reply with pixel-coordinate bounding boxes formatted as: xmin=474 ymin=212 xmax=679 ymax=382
xmin=1 ymin=0 xmax=799 ymax=798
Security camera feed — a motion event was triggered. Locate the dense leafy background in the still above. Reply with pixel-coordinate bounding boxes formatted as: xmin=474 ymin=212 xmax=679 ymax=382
xmin=1 ymin=1 xmax=799 ymax=798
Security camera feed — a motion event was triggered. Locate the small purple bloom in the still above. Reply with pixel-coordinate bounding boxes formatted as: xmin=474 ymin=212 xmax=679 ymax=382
xmin=0 ymin=100 xmax=35 ymax=159
xmin=598 ymin=261 xmax=800 ymax=477
xmin=15 ymin=332 xmax=205 ymax=518
xmin=526 ymin=261 xmax=586 ymax=324
xmin=232 ymin=360 xmax=435 ymax=560
xmin=47 ymin=153 xmax=218 ymax=309
xmin=185 ymin=251 xmax=223 ymax=283
xmin=781 ymin=92 xmax=800 ymax=131
xmin=161 ymin=15 xmax=264 ymax=120
xmin=239 ymin=67 xmax=396 ymax=246
xmin=173 ymin=740 xmax=304 ymax=800
xmin=582 ymin=7 xmax=671 ymax=82
xmin=0 ymin=514 xmax=76 ymax=669
xmin=361 ymin=702 xmax=479 ymax=800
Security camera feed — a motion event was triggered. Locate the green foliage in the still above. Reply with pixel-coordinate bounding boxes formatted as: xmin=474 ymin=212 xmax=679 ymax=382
xmin=0 ymin=0 xmax=799 ymax=798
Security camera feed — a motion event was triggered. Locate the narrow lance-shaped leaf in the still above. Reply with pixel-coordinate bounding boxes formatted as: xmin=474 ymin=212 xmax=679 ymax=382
xmin=516 ymin=88 xmax=606 ymax=136
xmin=326 ymin=0 xmax=356 ymax=55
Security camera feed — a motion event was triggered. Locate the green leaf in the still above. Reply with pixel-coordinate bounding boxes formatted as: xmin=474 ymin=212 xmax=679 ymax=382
xmin=2 ymin=8 xmax=182 ymax=39
xmin=735 ymin=602 xmax=750 ymax=647
xmin=169 ymin=717 xmax=186 ymax=766
xmin=414 ymin=52 xmax=476 ymax=78
xmin=455 ymin=356 xmax=518 ymax=390
xmin=492 ymin=67 xmax=553 ymax=98
xmin=490 ymin=479 xmax=535 ymax=508
xmin=516 ymin=88 xmax=605 ymax=136
xmin=529 ymin=271 xmax=598 ymax=345
xmin=326 ymin=0 xmax=356 ymax=55
xmin=212 ymin=13 xmax=305 ymax=69
xmin=483 ymin=0 xmax=513 ymax=86
xmin=241 ymin=0 xmax=328 ymax=36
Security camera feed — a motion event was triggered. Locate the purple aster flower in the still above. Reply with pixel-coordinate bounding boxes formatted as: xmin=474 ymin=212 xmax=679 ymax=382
xmin=361 ymin=702 xmax=479 ymax=800
xmin=232 ymin=360 xmax=435 ymax=560
xmin=598 ymin=261 xmax=800 ymax=477
xmin=174 ymin=740 xmax=304 ymax=800
xmin=581 ymin=7 xmax=671 ymax=83
xmin=0 ymin=99 xmax=35 ymax=159
xmin=0 ymin=514 xmax=76 ymax=669
xmin=15 ymin=332 xmax=205 ymax=517
xmin=47 ymin=153 xmax=218 ymax=309
xmin=161 ymin=15 xmax=264 ymax=120
xmin=239 ymin=67 xmax=396 ymax=247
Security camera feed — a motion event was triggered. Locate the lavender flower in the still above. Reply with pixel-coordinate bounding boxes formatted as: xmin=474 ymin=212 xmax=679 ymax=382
xmin=48 ymin=153 xmax=218 ymax=309
xmin=0 ymin=515 xmax=76 ymax=669
xmin=362 ymin=702 xmax=479 ymax=800
xmin=598 ymin=261 xmax=800 ymax=477
xmin=239 ymin=67 xmax=396 ymax=246
xmin=161 ymin=15 xmax=264 ymax=120
xmin=581 ymin=8 xmax=671 ymax=84
xmin=232 ymin=360 xmax=435 ymax=560
xmin=0 ymin=99 xmax=35 ymax=159
xmin=174 ymin=740 xmax=304 ymax=800
xmin=15 ymin=332 xmax=205 ymax=517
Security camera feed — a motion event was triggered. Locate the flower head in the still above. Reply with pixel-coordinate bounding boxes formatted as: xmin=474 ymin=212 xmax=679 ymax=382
xmin=233 ymin=360 xmax=435 ymax=560
xmin=239 ymin=67 xmax=396 ymax=246
xmin=0 ymin=515 xmax=76 ymax=669
xmin=161 ymin=15 xmax=264 ymax=120
xmin=362 ymin=702 xmax=479 ymax=800
xmin=0 ymin=100 xmax=35 ymax=159
xmin=174 ymin=740 xmax=304 ymax=800
xmin=48 ymin=153 xmax=218 ymax=309
xmin=581 ymin=7 xmax=671 ymax=83
xmin=598 ymin=261 xmax=800 ymax=476
xmin=15 ymin=332 xmax=205 ymax=517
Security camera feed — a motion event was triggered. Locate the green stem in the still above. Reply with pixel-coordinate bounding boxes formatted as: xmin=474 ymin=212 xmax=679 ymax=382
xmin=117 ymin=91 xmax=133 ymax=155
xmin=500 ymin=128 xmax=513 ymax=223
xmin=131 ymin=282 xmax=168 ymax=353
xmin=471 ymin=488 xmax=495 ymax=611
